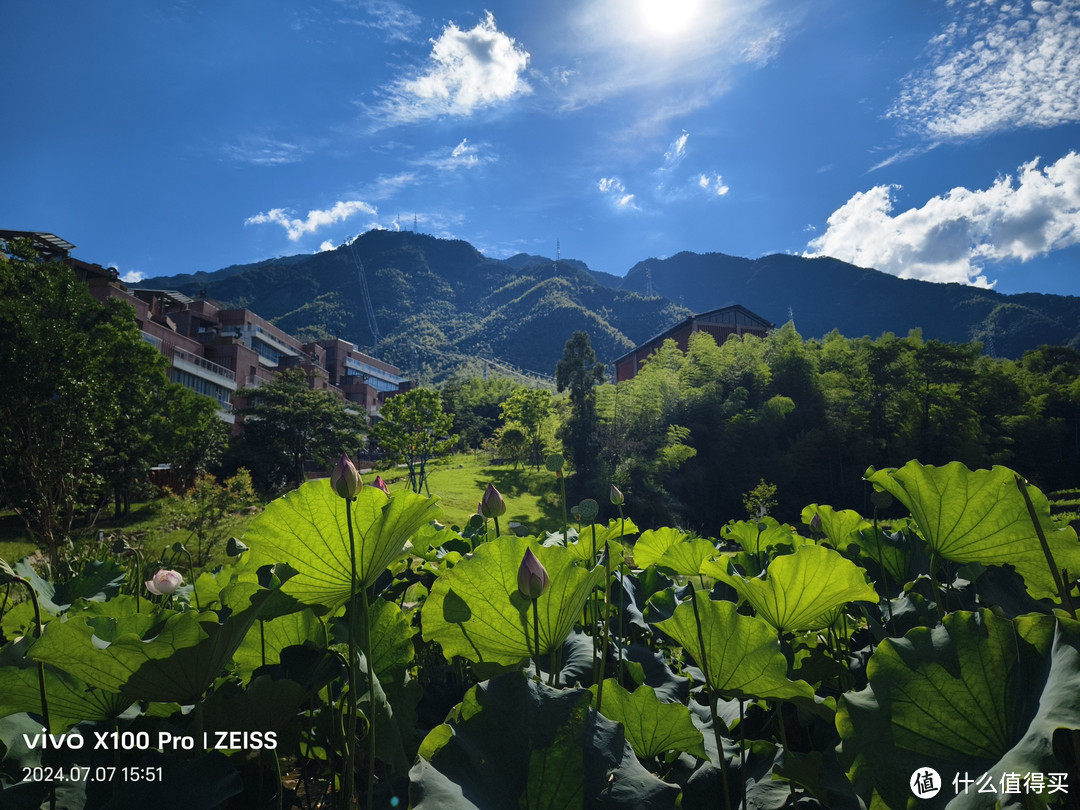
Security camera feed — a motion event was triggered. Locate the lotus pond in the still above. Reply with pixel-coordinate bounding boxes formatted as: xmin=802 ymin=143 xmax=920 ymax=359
xmin=1 ymin=459 xmax=1079 ymax=809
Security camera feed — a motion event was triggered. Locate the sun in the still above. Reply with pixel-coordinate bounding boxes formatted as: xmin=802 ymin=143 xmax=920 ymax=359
xmin=635 ymin=0 xmax=703 ymax=39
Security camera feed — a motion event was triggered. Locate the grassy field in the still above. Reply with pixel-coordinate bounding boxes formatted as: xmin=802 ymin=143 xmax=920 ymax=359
xmin=0 ymin=499 xmax=259 ymax=570
xmin=376 ymin=452 xmax=562 ymax=533
xmin=1 ymin=454 xmax=560 ymax=567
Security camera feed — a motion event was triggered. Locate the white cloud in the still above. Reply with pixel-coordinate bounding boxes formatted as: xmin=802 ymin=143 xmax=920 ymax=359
xmin=891 ymin=0 xmax=1080 ymax=139
xmin=119 ymin=267 xmax=145 ymax=283
xmin=246 ymin=200 xmax=377 ymax=241
xmin=363 ymin=171 xmax=418 ymax=199
xmin=347 ymin=0 xmax=421 ymax=41
xmin=378 ymin=12 xmax=530 ymax=123
xmin=805 ymin=152 xmax=1080 ymax=287
xmin=664 ymin=132 xmax=689 ymax=165
xmin=697 ymin=172 xmax=729 ymax=197
xmin=415 ymin=138 xmax=495 ymax=171
xmin=741 ymin=29 xmax=784 ymax=66
xmin=598 ymin=177 xmax=625 ymax=194
xmin=318 ymin=240 xmax=336 ymax=252
xmin=597 ymin=176 xmax=639 ymax=210
xmin=221 ymin=136 xmax=308 ymax=166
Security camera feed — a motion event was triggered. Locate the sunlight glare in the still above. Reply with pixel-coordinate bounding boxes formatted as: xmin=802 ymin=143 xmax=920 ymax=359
xmin=635 ymin=0 xmax=703 ymax=39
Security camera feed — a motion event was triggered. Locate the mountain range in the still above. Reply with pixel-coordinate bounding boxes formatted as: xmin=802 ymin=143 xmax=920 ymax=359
xmin=136 ymin=230 xmax=1080 ymax=379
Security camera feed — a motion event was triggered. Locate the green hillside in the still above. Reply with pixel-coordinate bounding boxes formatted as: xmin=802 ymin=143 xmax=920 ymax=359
xmin=137 ymin=230 xmax=1080 ymax=378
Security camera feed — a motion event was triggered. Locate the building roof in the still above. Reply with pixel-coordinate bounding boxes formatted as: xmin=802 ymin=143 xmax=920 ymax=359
xmin=0 ymin=230 xmax=76 ymax=259
xmin=614 ymin=304 xmax=775 ymax=365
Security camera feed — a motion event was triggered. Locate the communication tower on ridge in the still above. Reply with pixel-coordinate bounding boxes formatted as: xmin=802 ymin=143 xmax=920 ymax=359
xmin=556 ymin=239 xmax=561 ymax=262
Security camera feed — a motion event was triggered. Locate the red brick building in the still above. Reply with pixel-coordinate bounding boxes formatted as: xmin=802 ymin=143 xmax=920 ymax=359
xmin=4 ymin=230 xmax=409 ymax=424
xmin=614 ymin=305 xmax=774 ymax=382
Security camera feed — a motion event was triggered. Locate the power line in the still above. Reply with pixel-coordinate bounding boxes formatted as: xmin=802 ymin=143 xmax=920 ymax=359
xmin=349 ymin=242 xmax=382 ymax=345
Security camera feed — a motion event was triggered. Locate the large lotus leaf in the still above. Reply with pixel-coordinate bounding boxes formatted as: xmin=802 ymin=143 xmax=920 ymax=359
xmin=12 ymin=559 xmax=126 ymax=614
xmin=633 ymin=529 xmax=719 ymax=577
xmin=654 ymin=592 xmax=814 ymax=702
xmin=801 ymin=504 xmax=871 ymax=550
xmin=633 ymin=528 xmax=688 ymax=569
xmin=720 ymin=517 xmax=811 ymax=558
xmin=29 ymin=582 xmax=298 ymax=703
xmin=589 ymin=679 xmax=706 ymax=760
xmin=850 ymin=525 xmax=919 ymax=588
xmin=866 ymin=461 xmax=1080 ymax=600
xmin=837 ymin=609 xmax=1080 ymax=810
xmin=716 ymin=544 xmax=879 ymax=634
xmin=232 ymin=607 xmax=325 ymax=680
xmin=331 ymin=596 xmax=416 ymax=679
xmin=246 ymin=480 xmax=441 ymax=609
xmin=0 ymin=636 xmax=131 ymax=732
xmin=422 ymin=536 xmax=605 ymax=666
xmin=563 ymin=520 xmax=637 ymax=567
xmin=411 ymin=672 xmax=678 ymax=809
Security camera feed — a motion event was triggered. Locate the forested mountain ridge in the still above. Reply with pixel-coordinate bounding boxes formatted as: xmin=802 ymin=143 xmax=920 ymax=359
xmin=137 ymin=230 xmax=1080 ymax=376
xmin=615 ymin=251 xmax=1080 ymax=358
xmin=140 ymin=230 xmax=689 ymax=377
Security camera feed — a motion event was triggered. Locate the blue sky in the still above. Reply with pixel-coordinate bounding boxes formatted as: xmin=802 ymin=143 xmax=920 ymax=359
xmin=4 ymin=0 xmax=1080 ymax=296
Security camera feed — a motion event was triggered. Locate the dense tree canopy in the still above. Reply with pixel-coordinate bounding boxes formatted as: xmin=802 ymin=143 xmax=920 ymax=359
xmin=371 ymin=387 xmax=456 ymax=494
xmin=556 ymin=331 xmax=605 ymax=496
xmin=594 ymin=324 xmax=1080 ymax=534
xmin=0 ymin=239 xmax=172 ymax=563
xmin=230 ymin=369 xmax=367 ymax=494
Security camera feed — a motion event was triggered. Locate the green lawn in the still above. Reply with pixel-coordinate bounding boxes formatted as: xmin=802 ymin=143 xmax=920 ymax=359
xmin=0 ymin=499 xmax=258 ymax=571
xmin=1 ymin=456 xmax=561 ymax=568
xmin=379 ymin=453 xmax=564 ymax=533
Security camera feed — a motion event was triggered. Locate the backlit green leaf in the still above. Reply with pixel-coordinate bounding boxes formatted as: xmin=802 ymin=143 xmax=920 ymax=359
xmin=634 ymin=529 xmax=719 ymax=576
xmin=29 ymin=582 xmax=297 ymax=703
xmin=589 ymin=679 xmax=706 ymax=759
xmin=654 ymin=592 xmax=814 ymax=702
xmin=866 ymin=461 xmax=1080 ymax=600
xmin=719 ymin=544 xmax=879 ymax=633
xmin=838 ymin=609 xmax=1080 ymax=809
xmin=422 ymin=536 xmax=604 ymax=666
xmin=246 ymin=479 xmax=441 ymax=609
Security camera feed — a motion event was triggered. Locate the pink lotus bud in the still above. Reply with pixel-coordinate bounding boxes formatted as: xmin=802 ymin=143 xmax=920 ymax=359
xmin=370 ymin=475 xmax=390 ymax=494
xmin=517 ymin=547 xmax=549 ymax=600
xmin=610 ymin=484 xmax=624 ymax=506
xmin=146 ymin=569 xmax=183 ymax=596
xmin=481 ymin=483 xmax=505 ymax=518
xmin=330 ymin=453 xmax=362 ymax=499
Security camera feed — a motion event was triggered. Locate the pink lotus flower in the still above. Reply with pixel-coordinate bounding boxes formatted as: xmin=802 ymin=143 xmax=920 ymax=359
xmin=146 ymin=569 xmax=183 ymax=596
xmin=370 ymin=475 xmax=390 ymax=494
xmin=481 ymin=483 xmax=505 ymax=518
xmin=517 ymin=547 xmax=549 ymax=600
xmin=330 ymin=453 xmax=362 ymax=499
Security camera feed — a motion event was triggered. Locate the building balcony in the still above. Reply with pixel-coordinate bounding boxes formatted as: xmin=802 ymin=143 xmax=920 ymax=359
xmin=172 ymin=348 xmax=238 ymax=389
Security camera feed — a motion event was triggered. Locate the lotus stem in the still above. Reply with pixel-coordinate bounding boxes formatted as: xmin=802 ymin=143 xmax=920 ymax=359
xmin=532 ymin=599 xmax=542 ymax=683
xmin=342 ymin=497 xmax=359 ymax=810
xmin=595 ymin=548 xmax=613 ymax=707
xmin=689 ymin=584 xmax=733 ymax=810
xmin=739 ymin=698 xmax=748 ymax=810
xmin=773 ymin=701 xmax=796 ymax=803
xmin=1015 ymin=475 xmax=1076 ymax=618
xmin=362 ymin=587 xmax=377 ymax=810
